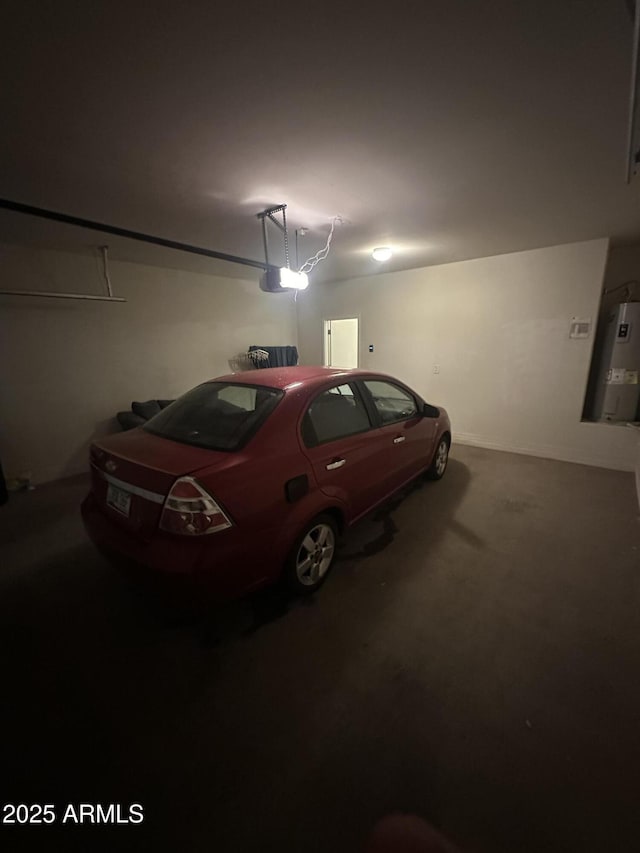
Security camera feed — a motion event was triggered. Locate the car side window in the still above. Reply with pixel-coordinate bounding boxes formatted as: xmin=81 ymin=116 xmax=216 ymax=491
xmin=362 ymin=380 xmax=418 ymax=425
xmin=302 ymin=383 xmax=372 ymax=447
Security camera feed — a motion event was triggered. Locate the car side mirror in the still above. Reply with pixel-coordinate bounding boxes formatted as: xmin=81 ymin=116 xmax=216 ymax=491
xmin=421 ymin=402 xmax=440 ymax=418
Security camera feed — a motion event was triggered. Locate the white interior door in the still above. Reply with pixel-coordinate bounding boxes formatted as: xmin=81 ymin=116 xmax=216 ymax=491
xmin=324 ymin=318 xmax=359 ymax=368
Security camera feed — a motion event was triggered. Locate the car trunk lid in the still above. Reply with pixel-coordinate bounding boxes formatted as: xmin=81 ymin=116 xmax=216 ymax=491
xmin=90 ymin=429 xmax=235 ymax=537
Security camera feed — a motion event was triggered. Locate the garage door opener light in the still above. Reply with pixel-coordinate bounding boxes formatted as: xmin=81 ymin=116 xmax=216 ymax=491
xmin=372 ymin=246 xmax=393 ymax=262
xmin=257 ymin=204 xmax=310 ymax=292
xmin=260 ymin=267 xmax=309 ymax=292
xmin=257 ymin=204 xmax=340 ymax=292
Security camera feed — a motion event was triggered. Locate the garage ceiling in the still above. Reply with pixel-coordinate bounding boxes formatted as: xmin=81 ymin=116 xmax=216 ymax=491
xmin=1 ymin=0 xmax=639 ymax=283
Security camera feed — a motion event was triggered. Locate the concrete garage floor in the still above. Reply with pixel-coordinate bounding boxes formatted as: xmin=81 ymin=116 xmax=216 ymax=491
xmin=1 ymin=445 xmax=640 ymax=853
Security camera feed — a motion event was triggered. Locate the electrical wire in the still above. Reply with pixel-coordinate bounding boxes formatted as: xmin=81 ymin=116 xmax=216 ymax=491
xmin=298 ymin=217 xmax=340 ymax=274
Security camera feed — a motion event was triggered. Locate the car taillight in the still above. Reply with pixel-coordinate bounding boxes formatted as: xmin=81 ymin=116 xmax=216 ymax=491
xmin=159 ymin=477 xmax=232 ymax=536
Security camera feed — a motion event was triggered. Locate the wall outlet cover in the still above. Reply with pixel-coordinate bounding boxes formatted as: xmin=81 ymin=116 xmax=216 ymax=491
xmin=570 ymin=317 xmax=592 ymax=339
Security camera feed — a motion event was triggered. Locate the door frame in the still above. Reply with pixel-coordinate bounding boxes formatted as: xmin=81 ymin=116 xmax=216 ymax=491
xmin=323 ymin=316 xmax=360 ymax=368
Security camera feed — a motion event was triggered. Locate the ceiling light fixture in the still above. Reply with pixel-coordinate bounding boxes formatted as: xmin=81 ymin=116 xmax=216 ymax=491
xmin=372 ymin=246 xmax=393 ymax=262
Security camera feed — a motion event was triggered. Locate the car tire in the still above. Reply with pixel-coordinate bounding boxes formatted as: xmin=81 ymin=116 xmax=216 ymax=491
xmin=426 ymin=435 xmax=450 ymax=480
xmin=285 ymin=514 xmax=338 ymax=595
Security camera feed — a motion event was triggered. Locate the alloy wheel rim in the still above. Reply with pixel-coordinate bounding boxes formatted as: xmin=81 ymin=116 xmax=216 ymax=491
xmin=296 ymin=523 xmax=335 ymax=585
xmin=436 ymin=441 xmax=448 ymax=475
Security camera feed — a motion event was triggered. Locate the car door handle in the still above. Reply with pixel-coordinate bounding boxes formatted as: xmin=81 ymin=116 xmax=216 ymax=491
xmin=393 ymin=436 xmax=406 ymax=444
xmin=326 ymin=458 xmax=346 ymax=470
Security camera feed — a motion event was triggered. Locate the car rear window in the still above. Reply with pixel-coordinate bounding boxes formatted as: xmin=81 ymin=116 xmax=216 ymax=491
xmin=143 ymin=382 xmax=283 ymax=451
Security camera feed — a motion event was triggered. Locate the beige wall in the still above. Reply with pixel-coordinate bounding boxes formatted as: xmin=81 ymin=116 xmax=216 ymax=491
xmin=3 ymin=237 xmax=637 ymax=485
xmin=296 ymin=238 xmax=638 ymax=472
xmin=0 ymin=243 xmax=297 ymax=484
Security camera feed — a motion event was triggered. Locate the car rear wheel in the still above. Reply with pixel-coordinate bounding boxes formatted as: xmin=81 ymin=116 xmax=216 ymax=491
xmin=426 ymin=436 xmax=449 ymax=480
xmin=285 ymin=514 xmax=338 ymax=595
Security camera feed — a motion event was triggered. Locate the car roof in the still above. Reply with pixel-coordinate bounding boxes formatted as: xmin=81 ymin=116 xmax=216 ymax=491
xmin=212 ymin=366 xmax=375 ymax=391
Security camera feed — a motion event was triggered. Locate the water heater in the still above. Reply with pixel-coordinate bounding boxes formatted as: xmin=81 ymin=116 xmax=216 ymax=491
xmin=591 ymin=302 xmax=640 ymax=422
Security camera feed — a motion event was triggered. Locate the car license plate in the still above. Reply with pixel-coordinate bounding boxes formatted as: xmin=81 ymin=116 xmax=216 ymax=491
xmin=106 ymin=483 xmax=131 ymax=517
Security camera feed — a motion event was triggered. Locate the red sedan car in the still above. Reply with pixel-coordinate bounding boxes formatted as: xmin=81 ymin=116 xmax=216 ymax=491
xmin=82 ymin=367 xmax=451 ymax=598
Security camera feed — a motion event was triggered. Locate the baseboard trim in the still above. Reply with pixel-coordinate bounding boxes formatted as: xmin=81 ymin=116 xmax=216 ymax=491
xmin=453 ymin=432 xmax=635 ymax=473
